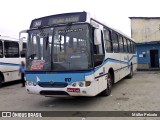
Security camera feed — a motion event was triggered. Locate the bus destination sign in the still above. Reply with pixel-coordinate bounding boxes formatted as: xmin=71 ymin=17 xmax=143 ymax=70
xmin=49 ymin=15 xmax=79 ymax=25
xmin=30 ymin=12 xmax=87 ymax=28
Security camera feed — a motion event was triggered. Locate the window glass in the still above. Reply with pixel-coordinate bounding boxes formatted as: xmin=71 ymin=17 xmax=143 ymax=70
xmin=123 ymin=38 xmax=128 ymax=53
xmin=21 ymin=43 xmax=27 ymax=57
xmin=130 ymin=40 xmax=133 ymax=53
xmin=112 ymin=32 xmax=119 ymax=53
xmin=119 ymin=36 xmax=124 ymax=52
xmin=133 ymin=42 xmax=136 ymax=53
xmin=127 ymin=40 xmax=131 ymax=53
xmin=0 ymin=41 xmax=3 ymax=58
xmin=4 ymin=41 xmax=19 ymax=58
xmin=104 ymin=29 xmax=112 ymax=52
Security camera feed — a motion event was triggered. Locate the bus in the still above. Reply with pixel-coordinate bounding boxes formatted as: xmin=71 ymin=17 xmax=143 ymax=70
xmin=0 ymin=35 xmax=27 ymax=87
xmin=20 ymin=12 xmax=137 ymax=97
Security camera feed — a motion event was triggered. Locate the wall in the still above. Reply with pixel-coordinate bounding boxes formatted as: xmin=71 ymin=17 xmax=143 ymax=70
xmin=137 ymin=42 xmax=160 ymax=69
xmin=130 ymin=18 xmax=160 ymax=43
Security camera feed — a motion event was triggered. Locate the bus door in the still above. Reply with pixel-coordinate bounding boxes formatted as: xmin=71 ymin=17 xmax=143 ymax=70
xmin=93 ymin=28 xmax=105 ymax=92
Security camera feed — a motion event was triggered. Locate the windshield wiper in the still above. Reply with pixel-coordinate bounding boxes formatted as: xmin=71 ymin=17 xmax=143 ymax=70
xmin=27 ymin=53 xmax=37 ymax=59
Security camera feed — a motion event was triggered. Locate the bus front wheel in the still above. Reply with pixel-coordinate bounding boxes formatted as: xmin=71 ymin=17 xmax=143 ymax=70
xmin=101 ymin=72 xmax=112 ymax=96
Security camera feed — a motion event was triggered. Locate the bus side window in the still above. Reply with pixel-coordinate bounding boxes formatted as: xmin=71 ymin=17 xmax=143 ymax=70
xmin=127 ymin=39 xmax=131 ymax=53
xmin=4 ymin=41 xmax=19 ymax=58
xmin=130 ymin=41 xmax=133 ymax=53
xmin=104 ymin=29 xmax=113 ymax=52
xmin=111 ymin=32 xmax=119 ymax=53
xmin=119 ymin=36 xmax=124 ymax=53
xmin=123 ymin=38 xmax=128 ymax=53
xmin=0 ymin=40 xmax=3 ymax=58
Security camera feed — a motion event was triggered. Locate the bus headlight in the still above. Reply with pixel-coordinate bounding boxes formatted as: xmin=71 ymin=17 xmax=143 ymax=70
xmin=28 ymin=81 xmax=33 ymax=86
xmin=85 ymin=81 xmax=91 ymax=87
xmin=72 ymin=82 xmax=77 ymax=87
xmin=79 ymin=82 xmax=84 ymax=87
xmin=33 ymin=82 xmax=37 ymax=86
xmin=27 ymin=81 xmax=37 ymax=86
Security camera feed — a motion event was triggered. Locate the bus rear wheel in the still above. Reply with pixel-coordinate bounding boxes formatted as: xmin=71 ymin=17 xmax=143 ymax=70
xmin=101 ymin=73 xmax=112 ymax=96
xmin=0 ymin=76 xmax=3 ymax=88
xmin=127 ymin=65 xmax=133 ymax=79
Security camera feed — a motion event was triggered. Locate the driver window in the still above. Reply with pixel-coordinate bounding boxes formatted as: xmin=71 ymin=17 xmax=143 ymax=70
xmin=93 ymin=29 xmax=105 ymax=67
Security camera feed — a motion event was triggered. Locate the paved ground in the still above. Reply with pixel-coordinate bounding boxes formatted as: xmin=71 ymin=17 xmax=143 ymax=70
xmin=0 ymin=71 xmax=160 ymax=120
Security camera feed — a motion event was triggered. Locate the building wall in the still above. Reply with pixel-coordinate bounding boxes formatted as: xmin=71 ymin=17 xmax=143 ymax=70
xmin=130 ymin=18 xmax=160 ymax=43
xmin=137 ymin=43 xmax=160 ymax=69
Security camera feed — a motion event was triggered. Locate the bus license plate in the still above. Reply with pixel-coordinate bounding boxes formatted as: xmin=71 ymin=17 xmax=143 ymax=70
xmin=67 ymin=88 xmax=80 ymax=93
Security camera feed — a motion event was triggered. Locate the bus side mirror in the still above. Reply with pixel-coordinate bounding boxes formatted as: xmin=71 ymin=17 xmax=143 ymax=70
xmin=94 ymin=29 xmax=102 ymax=45
xmin=19 ymin=30 xmax=28 ymax=51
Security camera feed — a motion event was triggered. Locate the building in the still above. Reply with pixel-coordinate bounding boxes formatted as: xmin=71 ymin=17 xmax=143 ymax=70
xmin=129 ymin=17 xmax=160 ymax=70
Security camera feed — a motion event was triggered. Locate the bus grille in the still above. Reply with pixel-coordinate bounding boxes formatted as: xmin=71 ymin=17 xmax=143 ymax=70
xmin=38 ymin=82 xmax=68 ymax=88
xmin=40 ymin=91 xmax=69 ymax=95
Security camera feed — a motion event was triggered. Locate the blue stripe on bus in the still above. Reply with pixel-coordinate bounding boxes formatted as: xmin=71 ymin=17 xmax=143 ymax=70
xmin=25 ymin=55 xmax=137 ymax=83
xmin=0 ymin=62 xmax=20 ymax=66
xmin=93 ymin=55 xmax=137 ymax=72
xmin=25 ymin=55 xmax=137 ymax=75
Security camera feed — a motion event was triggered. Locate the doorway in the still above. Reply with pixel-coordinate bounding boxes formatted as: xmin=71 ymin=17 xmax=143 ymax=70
xmin=150 ymin=50 xmax=159 ymax=68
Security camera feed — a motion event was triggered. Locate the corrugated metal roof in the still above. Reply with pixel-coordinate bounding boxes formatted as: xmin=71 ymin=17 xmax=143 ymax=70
xmin=136 ymin=41 xmax=160 ymax=45
xmin=129 ymin=17 xmax=160 ymax=19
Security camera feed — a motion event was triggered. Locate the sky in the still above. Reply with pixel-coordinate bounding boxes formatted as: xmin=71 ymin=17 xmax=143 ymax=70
xmin=0 ymin=0 xmax=160 ymax=38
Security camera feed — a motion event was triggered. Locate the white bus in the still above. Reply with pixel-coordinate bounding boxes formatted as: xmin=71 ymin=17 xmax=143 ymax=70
xmin=20 ymin=12 xmax=137 ymax=97
xmin=0 ymin=36 xmax=26 ymax=87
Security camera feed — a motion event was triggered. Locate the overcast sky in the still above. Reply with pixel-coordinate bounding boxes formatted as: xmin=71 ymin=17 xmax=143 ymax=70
xmin=0 ymin=0 xmax=160 ymax=38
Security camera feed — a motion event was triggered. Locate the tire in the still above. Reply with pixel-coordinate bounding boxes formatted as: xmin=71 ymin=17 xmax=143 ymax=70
xmin=101 ymin=72 xmax=112 ymax=96
xmin=0 ymin=76 xmax=3 ymax=88
xmin=127 ymin=65 xmax=133 ymax=79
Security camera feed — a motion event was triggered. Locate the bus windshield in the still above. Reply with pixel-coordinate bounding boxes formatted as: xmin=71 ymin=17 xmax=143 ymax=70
xmin=27 ymin=24 xmax=92 ymax=71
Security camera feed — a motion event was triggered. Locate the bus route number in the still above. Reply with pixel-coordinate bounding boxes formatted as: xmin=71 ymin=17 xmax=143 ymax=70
xmin=65 ymin=78 xmax=71 ymax=82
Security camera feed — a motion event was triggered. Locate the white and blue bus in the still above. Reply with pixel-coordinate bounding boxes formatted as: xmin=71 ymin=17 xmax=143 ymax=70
xmin=20 ymin=12 xmax=137 ymax=97
xmin=0 ymin=36 xmax=26 ymax=87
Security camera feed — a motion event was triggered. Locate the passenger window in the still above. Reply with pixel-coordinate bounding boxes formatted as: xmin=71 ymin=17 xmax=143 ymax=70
xmin=0 ymin=41 xmax=3 ymax=58
xmin=123 ymin=38 xmax=128 ymax=53
xmin=127 ymin=40 xmax=131 ymax=53
xmin=4 ymin=41 xmax=19 ymax=58
xmin=119 ymin=36 xmax=124 ymax=52
xmin=111 ymin=32 xmax=119 ymax=53
xmin=104 ymin=29 xmax=112 ymax=52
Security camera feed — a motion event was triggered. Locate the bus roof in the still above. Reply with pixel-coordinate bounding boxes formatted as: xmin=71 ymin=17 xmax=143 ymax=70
xmin=0 ymin=36 xmax=19 ymax=42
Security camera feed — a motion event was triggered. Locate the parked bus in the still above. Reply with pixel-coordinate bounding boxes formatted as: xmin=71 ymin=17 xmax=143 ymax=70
xmin=0 ymin=36 xmax=26 ymax=87
xmin=20 ymin=12 xmax=137 ymax=97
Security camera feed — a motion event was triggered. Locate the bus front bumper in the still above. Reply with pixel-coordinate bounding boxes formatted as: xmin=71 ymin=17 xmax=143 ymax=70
xmin=26 ymin=83 xmax=98 ymax=97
